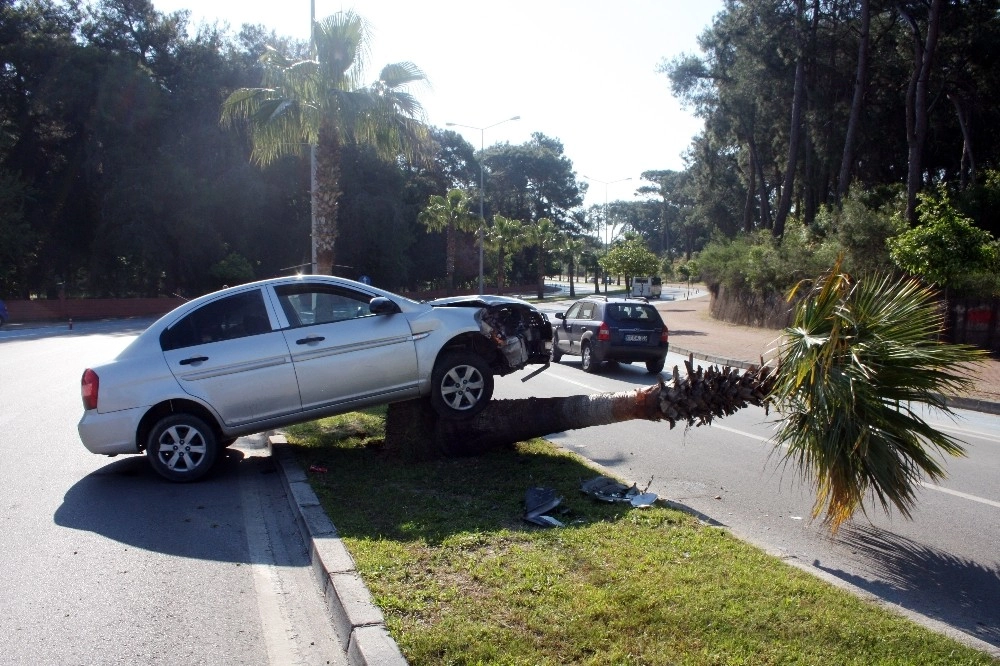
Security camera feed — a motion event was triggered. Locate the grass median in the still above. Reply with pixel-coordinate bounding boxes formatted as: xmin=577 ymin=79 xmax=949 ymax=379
xmin=286 ymin=408 xmax=994 ymax=665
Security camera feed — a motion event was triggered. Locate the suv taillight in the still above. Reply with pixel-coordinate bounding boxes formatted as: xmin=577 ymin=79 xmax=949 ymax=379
xmin=81 ymin=369 xmax=99 ymax=410
xmin=597 ymin=322 xmax=611 ymax=341
xmin=660 ymin=325 xmax=669 ymax=343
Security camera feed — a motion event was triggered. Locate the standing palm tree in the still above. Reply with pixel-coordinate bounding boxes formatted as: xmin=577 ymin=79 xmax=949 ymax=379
xmin=220 ymin=11 xmax=428 ymax=275
xmin=417 ymin=189 xmax=479 ymax=295
xmin=556 ymin=235 xmax=584 ymax=298
xmin=386 ymin=261 xmax=984 ymax=531
xmin=485 ymin=215 xmax=525 ymax=295
xmin=523 ymin=217 xmax=560 ymax=299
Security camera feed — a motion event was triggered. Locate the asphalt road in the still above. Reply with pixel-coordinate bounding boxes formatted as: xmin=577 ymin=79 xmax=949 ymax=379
xmin=494 ymin=327 xmax=1000 ymax=657
xmin=0 ymin=323 xmax=346 ymax=665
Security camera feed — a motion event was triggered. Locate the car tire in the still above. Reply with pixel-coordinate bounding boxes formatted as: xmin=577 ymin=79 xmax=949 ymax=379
xmin=581 ymin=342 xmax=600 ymax=373
xmin=146 ymin=414 xmax=219 ymax=482
xmin=646 ymin=357 xmax=666 ymax=374
xmin=550 ymin=334 xmax=563 ymax=363
xmin=430 ymin=351 xmax=495 ymax=419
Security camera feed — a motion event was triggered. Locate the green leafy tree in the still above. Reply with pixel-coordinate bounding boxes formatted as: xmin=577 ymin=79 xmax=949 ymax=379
xmin=418 ymin=189 xmax=479 ymax=295
xmin=888 ymin=187 xmax=1000 ymax=294
xmin=600 ymin=237 xmax=660 ymax=289
xmin=220 ymin=10 xmax=428 ymax=275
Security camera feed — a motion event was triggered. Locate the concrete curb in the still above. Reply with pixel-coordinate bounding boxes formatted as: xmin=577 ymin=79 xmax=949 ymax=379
xmin=267 ymin=434 xmax=408 ymax=666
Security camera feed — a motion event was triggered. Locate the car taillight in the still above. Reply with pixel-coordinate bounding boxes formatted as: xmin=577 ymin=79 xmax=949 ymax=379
xmin=81 ymin=369 xmax=99 ymax=410
xmin=598 ymin=322 xmax=610 ymax=341
xmin=660 ymin=325 xmax=670 ymax=343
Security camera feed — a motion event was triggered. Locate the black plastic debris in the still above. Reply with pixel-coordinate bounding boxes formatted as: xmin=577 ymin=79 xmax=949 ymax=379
xmin=523 ymin=487 xmax=564 ymax=527
xmin=580 ymin=476 xmax=658 ymax=507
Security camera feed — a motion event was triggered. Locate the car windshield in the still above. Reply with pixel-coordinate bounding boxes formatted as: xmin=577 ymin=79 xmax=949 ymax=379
xmin=608 ymin=304 xmax=658 ymax=322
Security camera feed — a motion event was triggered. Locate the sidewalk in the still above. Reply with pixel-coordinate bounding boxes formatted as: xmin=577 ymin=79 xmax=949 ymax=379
xmin=652 ymin=290 xmax=1000 ymax=415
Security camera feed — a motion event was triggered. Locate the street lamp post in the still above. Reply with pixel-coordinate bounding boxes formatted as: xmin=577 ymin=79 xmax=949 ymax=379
xmin=445 ymin=115 xmax=520 ymax=295
xmin=583 ymin=175 xmax=632 ymax=294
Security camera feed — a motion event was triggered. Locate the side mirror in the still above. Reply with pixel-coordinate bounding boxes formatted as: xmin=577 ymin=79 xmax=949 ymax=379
xmin=369 ymin=296 xmax=400 ymax=316
xmin=554 ymin=312 xmax=565 ymax=320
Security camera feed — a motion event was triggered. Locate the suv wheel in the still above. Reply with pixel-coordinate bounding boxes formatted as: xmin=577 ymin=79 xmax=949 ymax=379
xmin=646 ymin=357 xmax=666 ymax=374
xmin=581 ymin=342 xmax=600 ymax=373
xmin=550 ymin=334 xmax=563 ymax=363
xmin=146 ymin=414 xmax=219 ymax=482
xmin=430 ymin=351 xmax=495 ymax=419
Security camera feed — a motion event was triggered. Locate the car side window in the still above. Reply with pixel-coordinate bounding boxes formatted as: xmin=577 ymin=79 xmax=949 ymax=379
xmin=579 ymin=303 xmax=595 ymax=320
xmin=564 ymin=303 xmax=583 ymax=320
xmin=275 ymin=284 xmax=374 ymax=328
xmin=160 ymin=290 xmax=271 ymax=351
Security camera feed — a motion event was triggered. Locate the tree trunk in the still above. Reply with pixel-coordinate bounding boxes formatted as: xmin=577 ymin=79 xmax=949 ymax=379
xmin=383 ymin=358 xmax=776 ymax=460
xmin=314 ymin=124 xmax=343 ymax=275
xmin=901 ymin=0 xmax=943 ymax=225
xmin=837 ymin=0 xmax=870 ymax=204
xmin=773 ymin=0 xmax=809 ymax=239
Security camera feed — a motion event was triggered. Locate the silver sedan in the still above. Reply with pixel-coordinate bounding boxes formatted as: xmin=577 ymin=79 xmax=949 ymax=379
xmin=78 ymin=276 xmax=551 ymax=481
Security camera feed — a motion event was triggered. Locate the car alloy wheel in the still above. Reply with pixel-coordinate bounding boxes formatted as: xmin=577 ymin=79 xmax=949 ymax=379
xmin=430 ymin=351 xmax=495 ymax=419
xmin=581 ymin=342 xmax=599 ymax=373
xmin=146 ymin=414 xmax=219 ymax=482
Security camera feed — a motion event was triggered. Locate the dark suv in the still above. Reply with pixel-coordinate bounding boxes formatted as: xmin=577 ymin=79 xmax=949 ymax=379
xmin=550 ymin=296 xmax=669 ymax=374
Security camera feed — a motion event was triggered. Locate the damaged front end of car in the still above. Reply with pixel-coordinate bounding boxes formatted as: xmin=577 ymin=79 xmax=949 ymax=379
xmin=430 ymin=296 xmax=553 ymax=376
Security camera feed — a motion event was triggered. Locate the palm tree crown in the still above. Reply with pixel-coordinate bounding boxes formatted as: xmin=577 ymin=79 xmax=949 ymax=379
xmin=220 ymin=11 xmax=428 ymax=274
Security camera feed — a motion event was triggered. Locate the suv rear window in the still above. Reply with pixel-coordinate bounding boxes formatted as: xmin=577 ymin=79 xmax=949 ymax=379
xmin=607 ymin=304 xmax=659 ymax=322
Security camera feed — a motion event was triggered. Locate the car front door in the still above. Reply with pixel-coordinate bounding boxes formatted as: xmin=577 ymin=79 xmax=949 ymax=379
xmin=559 ymin=302 xmax=595 ymax=354
xmin=271 ymin=282 xmax=420 ymax=412
xmin=161 ymin=288 xmax=302 ymax=426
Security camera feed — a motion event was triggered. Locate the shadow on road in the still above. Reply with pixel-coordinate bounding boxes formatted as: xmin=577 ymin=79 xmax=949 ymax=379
xmin=53 ymin=447 xmax=306 ymax=566
xmin=817 ymin=524 xmax=1000 ymax=648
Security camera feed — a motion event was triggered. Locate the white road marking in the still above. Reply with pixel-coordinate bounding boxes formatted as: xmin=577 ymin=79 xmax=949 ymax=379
xmin=547 ymin=368 xmax=1000 ymax=511
xmin=920 ymin=482 xmax=1000 ymax=509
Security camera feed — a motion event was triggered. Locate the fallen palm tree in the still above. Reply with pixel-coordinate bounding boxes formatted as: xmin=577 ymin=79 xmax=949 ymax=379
xmin=385 ymin=261 xmax=984 ymax=531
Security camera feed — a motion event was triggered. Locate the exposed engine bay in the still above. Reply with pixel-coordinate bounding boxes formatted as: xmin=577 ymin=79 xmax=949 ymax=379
xmin=429 ymin=295 xmax=553 ymax=374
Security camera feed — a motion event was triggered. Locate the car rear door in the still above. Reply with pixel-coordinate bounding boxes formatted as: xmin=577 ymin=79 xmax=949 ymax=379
xmin=270 ymin=282 xmax=420 ymax=412
xmin=161 ymin=288 xmax=302 ymax=426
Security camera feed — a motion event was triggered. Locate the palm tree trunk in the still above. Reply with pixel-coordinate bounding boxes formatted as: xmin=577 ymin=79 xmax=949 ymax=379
xmin=314 ymin=124 xmax=343 ymax=275
xmin=384 ymin=358 xmax=776 ymax=459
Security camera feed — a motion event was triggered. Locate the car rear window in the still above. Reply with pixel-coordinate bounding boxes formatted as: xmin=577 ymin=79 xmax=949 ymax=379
xmin=607 ymin=304 xmax=660 ymax=322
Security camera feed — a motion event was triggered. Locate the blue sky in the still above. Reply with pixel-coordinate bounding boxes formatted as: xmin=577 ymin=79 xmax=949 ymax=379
xmin=153 ymin=1 xmax=723 ymax=207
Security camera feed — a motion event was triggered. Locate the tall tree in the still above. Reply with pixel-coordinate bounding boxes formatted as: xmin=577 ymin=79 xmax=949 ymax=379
xmin=522 ymin=217 xmax=559 ymax=299
xmin=485 ymin=214 xmax=525 ymax=295
xmin=418 ymin=189 xmax=479 ymax=295
xmin=899 ymin=0 xmax=944 ymax=224
xmin=220 ymin=11 xmax=428 ymax=275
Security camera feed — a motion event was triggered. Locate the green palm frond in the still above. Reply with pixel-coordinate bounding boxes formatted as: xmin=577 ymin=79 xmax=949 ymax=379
xmin=771 ymin=258 xmax=985 ymax=530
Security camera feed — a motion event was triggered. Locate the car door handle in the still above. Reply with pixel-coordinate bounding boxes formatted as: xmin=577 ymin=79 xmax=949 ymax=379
xmin=179 ymin=356 xmax=208 ymax=365
xmin=296 ymin=336 xmax=326 ymax=345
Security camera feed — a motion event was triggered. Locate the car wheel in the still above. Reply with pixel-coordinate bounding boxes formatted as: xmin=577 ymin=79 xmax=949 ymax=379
xmin=646 ymin=357 xmax=666 ymax=374
xmin=581 ymin=342 xmax=600 ymax=373
xmin=550 ymin=334 xmax=563 ymax=363
xmin=430 ymin=351 xmax=495 ymax=419
xmin=146 ymin=414 xmax=219 ymax=482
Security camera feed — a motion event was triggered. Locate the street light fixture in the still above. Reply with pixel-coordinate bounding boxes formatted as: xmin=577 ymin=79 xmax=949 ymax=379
xmin=583 ymin=175 xmax=632 ymax=294
xmin=445 ymin=115 xmax=521 ymax=295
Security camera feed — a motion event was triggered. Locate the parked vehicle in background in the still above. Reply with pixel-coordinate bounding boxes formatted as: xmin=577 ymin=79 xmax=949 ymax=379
xmin=78 ymin=276 xmax=552 ymax=481
xmin=631 ymin=276 xmax=662 ymax=299
xmin=550 ymin=296 xmax=669 ymax=374
xmin=0 ymin=299 xmax=7 ymax=327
